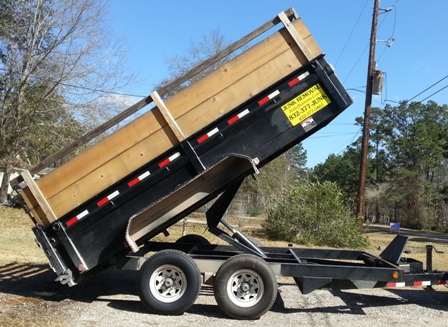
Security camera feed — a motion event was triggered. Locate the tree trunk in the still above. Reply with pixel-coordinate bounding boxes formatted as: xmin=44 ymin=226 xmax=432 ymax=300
xmin=0 ymin=169 xmax=10 ymax=203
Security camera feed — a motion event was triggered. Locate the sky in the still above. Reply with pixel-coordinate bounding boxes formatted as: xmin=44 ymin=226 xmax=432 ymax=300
xmin=106 ymin=0 xmax=448 ymax=168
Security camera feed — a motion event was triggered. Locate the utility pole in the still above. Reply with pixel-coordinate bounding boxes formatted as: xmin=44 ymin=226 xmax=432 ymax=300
xmin=357 ymin=0 xmax=380 ymax=225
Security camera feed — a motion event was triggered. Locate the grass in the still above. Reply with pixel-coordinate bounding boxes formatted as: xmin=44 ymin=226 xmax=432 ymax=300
xmin=363 ymin=228 xmax=448 ymax=271
xmin=0 ymin=206 xmax=47 ymax=266
xmin=1 ymin=205 xmax=448 ymax=270
xmin=1 ymin=205 xmax=448 ymax=326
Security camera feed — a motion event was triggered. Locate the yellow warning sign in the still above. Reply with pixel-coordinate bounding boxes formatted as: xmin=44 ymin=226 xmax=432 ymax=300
xmin=281 ymin=83 xmax=331 ymax=126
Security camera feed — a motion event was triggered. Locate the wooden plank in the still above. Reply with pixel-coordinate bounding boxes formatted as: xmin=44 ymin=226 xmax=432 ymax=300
xmin=29 ymin=96 xmax=154 ymax=175
xmin=37 ymin=18 xmax=315 ymax=200
xmin=19 ymin=187 xmax=47 ymax=225
xmin=151 ymin=91 xmax=186 ymax=142
xmin=35 ymin=16 xmax=322 ymax=219
xmin=47 ymin=126 xmax=178 ymax=216
xmin=28 ymin=8 xmax=296 ymax=175
xmin=156 ymin=8 xmax=297 ymax=97
xmin=21 ymin=170 xmax=57 ymax=224
xmin=278 ymin=11 xmax=313 ymax=61
xmin=175 ymin=21 xmax=320 ymax=136
xmin=37 ymin=110 xmax=178 ymax=200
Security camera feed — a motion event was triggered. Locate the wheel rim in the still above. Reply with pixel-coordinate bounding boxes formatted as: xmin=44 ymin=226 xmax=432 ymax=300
xmin=226 ymin=269 xmax=264 ymax=307
xmin=149 ymin=264 xmax=187 ymax=303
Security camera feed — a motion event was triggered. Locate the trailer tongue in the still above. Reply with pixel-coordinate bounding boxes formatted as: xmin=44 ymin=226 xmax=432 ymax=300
xmin=11 ymin=8 xmax=448 ymax=320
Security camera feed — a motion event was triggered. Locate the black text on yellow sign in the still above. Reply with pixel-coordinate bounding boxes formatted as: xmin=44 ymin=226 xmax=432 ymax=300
xmin=281 ymin=83 xmax=331 ymax=126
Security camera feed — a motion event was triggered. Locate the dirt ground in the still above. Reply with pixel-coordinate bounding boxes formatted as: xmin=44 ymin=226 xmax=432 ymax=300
xmin=1 ymin=264 xmax=448 ymax=327
xmin=1 ymin=205 xmax=448 ymax=326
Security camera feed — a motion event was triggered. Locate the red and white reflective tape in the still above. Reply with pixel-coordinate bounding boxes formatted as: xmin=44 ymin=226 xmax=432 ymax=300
xmin=128 ymin=171 xmax=150 ymax=187
xmin=197 ymin=127 xmax=220 ymax=144
xmin=66 ymin=210 xmax=89 ymax=227
xmin=386 ymin=280 xmax=439 ymax=288
xmin=386 ymin=282 xmax=405 ymax=288
xmin=413 ymin=280 xmax=431 ymax=287
xmin=228 ymin=109 xmax=250 ymax=125
xmin=288 ymin=71 xmax=310 ymax=87
xmin=97 ymin=190 xmax=120 ymax=207
xmin=158 ymin=152 xmax=181 ymax=168
xmin=258 ymin=90 xmax=280 ymax=106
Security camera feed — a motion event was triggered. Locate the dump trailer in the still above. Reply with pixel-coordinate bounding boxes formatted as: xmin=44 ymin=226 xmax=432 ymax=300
xmin=11 ymin=8 xmax=448 ymax=320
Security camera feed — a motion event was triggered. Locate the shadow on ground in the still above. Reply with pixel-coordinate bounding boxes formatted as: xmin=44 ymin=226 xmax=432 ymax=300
xmin=0 ymin=261 xmax=138 ymax=303
xmin=1 ymin=262 xmax=448 ymax=319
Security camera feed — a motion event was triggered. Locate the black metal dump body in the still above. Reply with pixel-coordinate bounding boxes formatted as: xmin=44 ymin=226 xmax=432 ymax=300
xmin=13 ymin=8 xmax=448 ymax=321
xmin=32 ymin=55 xmax=352 ymax=285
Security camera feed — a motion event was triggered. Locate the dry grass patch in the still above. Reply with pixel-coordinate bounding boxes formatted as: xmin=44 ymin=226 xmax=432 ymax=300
xmin=0 ymin=206 xmax=47 ymax=266
xmin=363 ymin=227 xmax=448 ymax=271
xmin=1 ymin=207 xmax=448 ymax=271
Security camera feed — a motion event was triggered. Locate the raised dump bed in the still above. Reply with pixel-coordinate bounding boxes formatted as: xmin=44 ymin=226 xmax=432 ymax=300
xmin=16 ymin=9 xmax=322 ymax=225
xmin=19 ymin=8 xmax=448 ymax=321
xmin=12 ymin=7 xmax=355 ymax=282
xmin=12 ymin=8 xmax=448 ymax=322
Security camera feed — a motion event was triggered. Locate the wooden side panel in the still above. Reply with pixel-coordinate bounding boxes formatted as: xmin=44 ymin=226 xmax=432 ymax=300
xmin=37 ymin=108 xmax=176 ymax=199
xmin=34 ymin=18 xmax=322 ymax=220
xmin=19 ymin=187 xmax=50 ymax=226
xmin=47 ymin=125 xmax=179 ymax=215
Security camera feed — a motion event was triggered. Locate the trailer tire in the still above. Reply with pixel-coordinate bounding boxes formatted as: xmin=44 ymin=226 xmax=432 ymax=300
xmin=175 ymin=234 xmax=210 ymax=244
xmin=138 ymin=249 xmax=201 ymax=315
xmin=213 ymin=254 xmax=277 ymax=320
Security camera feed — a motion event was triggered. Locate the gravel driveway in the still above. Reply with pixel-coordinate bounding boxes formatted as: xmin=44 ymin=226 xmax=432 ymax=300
xmin=1 ymin=263 xmax=448 ymax=327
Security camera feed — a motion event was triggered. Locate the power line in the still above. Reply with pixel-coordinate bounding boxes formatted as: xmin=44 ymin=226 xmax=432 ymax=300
xmin=61 ymin=82 xmax=146 ymax=98
xmin=408 ymin=73 xmax=448 ymax=102
xmin=309 ymin=132 xmax=359 ymax=139
xmin=0 ymin=66 xmax=146 ymax=98
xmin=419 ymin=84 xmax=448 ymax=103
xmin=343 ymin=4 xmax=394 ymax=85
xmin=376 ymin=1 xmax=398 ymax=63
xmin=309 ymin=128 xmax=361 ymax=166
xmin=335 ymin=0 xmax=369 ymax=67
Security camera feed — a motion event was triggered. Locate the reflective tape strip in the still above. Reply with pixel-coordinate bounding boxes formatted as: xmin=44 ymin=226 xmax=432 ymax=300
xmin=197 ymin=127 xmax=220 ymax=144
xmin=159 ymin=152 xmax=181 ymax=168
xmin=438 ymin=280 xmax=447 ymax=285
xmin=128 ymin=171 xmax=150 ymax=187
xmin=97 ymin=190 xmax=120 ymax=207
xmin=258 ymin=90 xmax=280 ymax=106
xmin=414 ymin=281 xmax=431 ymax=287
xmin=66 ymin=210 xmax=89 ymax=227
xmin=386 ymin=282 xmax=405 ymax=288
xmin=288 ymin=71 xmax=310 ymax=87
xmin=228 ymin=109 xmax=250 ymax=125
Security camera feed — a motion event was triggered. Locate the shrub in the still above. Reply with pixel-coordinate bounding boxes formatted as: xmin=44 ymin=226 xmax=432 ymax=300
xmin=263 ymin=181 xmax=367 ymax=248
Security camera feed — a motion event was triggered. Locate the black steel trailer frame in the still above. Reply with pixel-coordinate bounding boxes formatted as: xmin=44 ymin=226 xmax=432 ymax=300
xmin=112 ymin=222 xmax=448 ymax=319
xmin=16 ymin=15 xmax=448 ymax=318
xmin=25 ymin=52 xmax=448 ymax=320
xmin=31 ymin=54 xmax=352 ymax=283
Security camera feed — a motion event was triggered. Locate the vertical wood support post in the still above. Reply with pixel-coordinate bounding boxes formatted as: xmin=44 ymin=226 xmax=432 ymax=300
xmin=21 ymin=170 xmax=57 ymax=224
xmin=277 ymin=11 xmax=313 ymax=61
xmin=151 ymin=91 xmax=186 ymax=142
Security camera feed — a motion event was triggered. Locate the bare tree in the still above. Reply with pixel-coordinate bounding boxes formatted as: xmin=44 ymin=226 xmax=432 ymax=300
xmin=155 ymin=29 xmax=307 ymax=214
xmin=156 ymin=29 xmax=241 ymax=97
xmin=0 ymin=0 xmax=133 ymax=202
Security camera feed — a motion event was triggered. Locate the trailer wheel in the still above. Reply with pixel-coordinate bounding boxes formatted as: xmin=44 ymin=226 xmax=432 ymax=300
xmin=175 ymin=234 xmax=210 ymax=244
xmin=214 ymin=254 xmax=277 ymax=320
xmin=138 ymin=249 xmax=201 ymax=315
